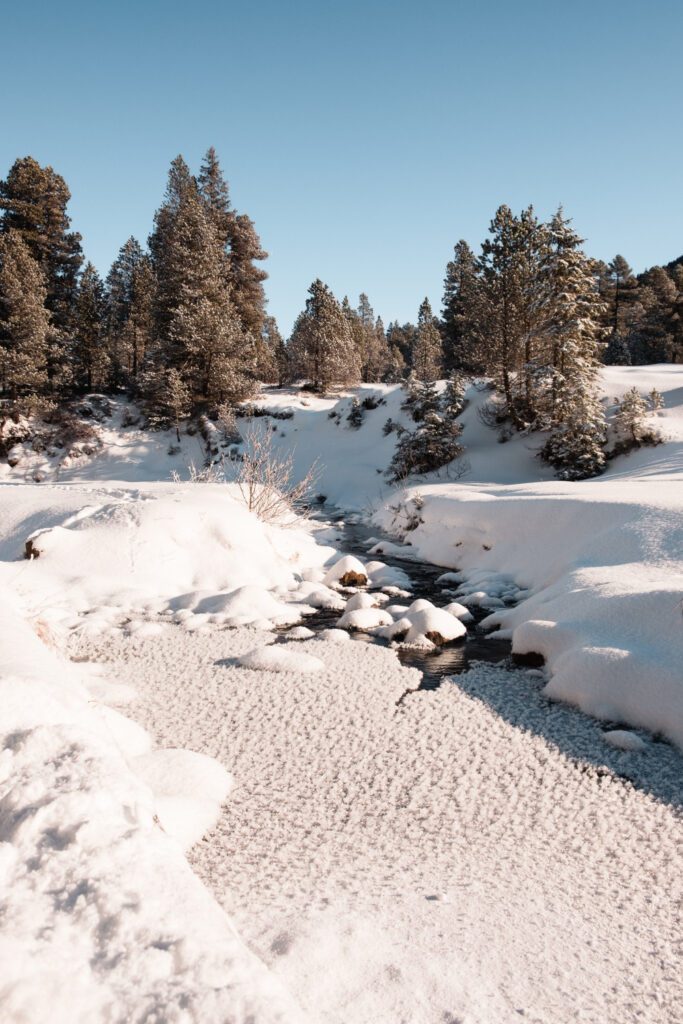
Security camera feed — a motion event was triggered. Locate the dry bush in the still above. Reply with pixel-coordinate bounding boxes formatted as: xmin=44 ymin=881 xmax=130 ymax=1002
xmin=172 ymin=425 xmax=319 ymax=525
xmin=234 ymin=426 xmax=319 ymax=525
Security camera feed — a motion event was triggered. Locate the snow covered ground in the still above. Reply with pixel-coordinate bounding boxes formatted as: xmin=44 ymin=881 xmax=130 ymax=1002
xmin=0 ymin=366 xmax=681 ymax=1021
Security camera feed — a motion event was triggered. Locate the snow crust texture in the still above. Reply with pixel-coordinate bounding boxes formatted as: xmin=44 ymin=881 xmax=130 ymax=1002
xmin=78 ymin=626 xmax=683 ymax=1024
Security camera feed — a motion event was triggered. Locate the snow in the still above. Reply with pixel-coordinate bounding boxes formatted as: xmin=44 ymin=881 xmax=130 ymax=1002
xmin=238 ymin=645 xmax=326 ymax=674
xmin=0 ymin=591 xmax=305 ymax=1023
xmin=322 ymin=554 xmax=367 ymax=586
xmin=1 ymin=366 xmax=683 ymax=1021
xmin=402 ymin=605 xmax=468 ymax=645
xmin=603 ymin=729 xmax=648 ymax=752
xmin=73 ymin=626 xmax=683 ymax=1024
xmin=337 ymin=606 xmax=394 ymax=631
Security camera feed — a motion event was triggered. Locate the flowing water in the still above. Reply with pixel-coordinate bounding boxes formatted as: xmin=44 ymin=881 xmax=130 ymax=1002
xmin=280 ymin=508 xmax=513 ymax=690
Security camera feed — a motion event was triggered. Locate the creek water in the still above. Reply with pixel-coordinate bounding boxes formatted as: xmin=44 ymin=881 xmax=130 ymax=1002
xmin=280 ymin=508 xmax=513 ymax=690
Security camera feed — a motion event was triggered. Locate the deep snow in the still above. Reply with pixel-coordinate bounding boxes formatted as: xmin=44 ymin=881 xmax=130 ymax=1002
xmin=0 ymin=365 xmax=682 ymax=1022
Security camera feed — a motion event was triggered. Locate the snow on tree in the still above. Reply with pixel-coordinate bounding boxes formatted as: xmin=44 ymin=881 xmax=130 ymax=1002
xmin=0 ymin=230 xmax=50 ymax=397
xmin=138 ymin=364 xmax=191 ymax=436
xmin=412 ymin=298 xmax=443 ymax=382
xmin=613 ymin=387 xmax=651 ymax=444
xmin=387 ymin=377 xmax=465 ymax=483
xmin=288 ymin=280 xmax=361 ymax=390
xmin=538 ymin=210 xmax=607 ymax=478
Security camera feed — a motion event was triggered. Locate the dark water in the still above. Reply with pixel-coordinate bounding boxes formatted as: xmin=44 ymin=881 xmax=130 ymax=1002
xmin=280 ymin=508 xmax=513 ymax=690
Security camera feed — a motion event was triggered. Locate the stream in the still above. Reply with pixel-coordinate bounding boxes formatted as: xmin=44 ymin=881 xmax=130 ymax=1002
xmin=280 ymin=507 xmax=513 ymax=690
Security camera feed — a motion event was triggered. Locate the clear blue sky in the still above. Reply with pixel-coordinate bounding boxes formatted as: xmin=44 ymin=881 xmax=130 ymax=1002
xmin=2 ymin=0 xmax=682 ymax=334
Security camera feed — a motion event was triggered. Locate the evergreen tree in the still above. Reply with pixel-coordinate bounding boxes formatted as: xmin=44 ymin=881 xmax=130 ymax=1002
xmin=261 ymin=315 xmax=288 ymax=385
xmin=148 ymin=156 xmax=255 ymax=405
xmin=0 ymin=156 xmax=83 ymax=335
xmin=477 ymin=205 xmax=525 ymax=419
xmin=106 ymin=237 xmax=155 ymax=385
xmin=138 ymin=364 xmax=191 ymax=435
xmin=412 ymin=298 xmax=443 ymax=381
xmin=198 ymin=148 xmax=268 ymax=338
xmin=441 ymin=240 xmax=482 ymax=372
xmin=165 ymin=192 xmax=251 ymax=402
xmin=0 ymin=230 xmax=50 ymax=397
xmin=538 ymin=211 xmax=607 ymax=477
xmin=613 ymin=387 xmax=650 ymax=443
xmin=386 ymin=321 xmax=415 ymax=374
xmin=73 ymin=262 xmax=108 ymax=391
xmin=540 ymin=209 xmax=606 ymax=425
xmin=288 ymin=279 xmax=361 ymax=390
xmin=388 ymin=378 xmax=464 ymax=482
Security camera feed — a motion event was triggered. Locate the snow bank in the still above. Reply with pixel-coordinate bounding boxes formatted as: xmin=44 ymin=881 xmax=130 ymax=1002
xmin=375 ymin=368 xmax=683 ymax=745
xmin=11 ymin=484 xmax=331 ymax=637
xmin=0 ymin=587 xmax=304 ymax=1022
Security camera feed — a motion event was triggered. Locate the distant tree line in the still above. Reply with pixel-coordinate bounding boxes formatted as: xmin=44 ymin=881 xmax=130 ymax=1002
xmin=0 ymin=156 xmax=679 ymax=475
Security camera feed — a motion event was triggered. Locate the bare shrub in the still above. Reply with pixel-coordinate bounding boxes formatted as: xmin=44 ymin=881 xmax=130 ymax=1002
xmin=234 ymin=427 xmax=319 ymax=524
xmin=172 ymin=426 xmax=320 ymax=526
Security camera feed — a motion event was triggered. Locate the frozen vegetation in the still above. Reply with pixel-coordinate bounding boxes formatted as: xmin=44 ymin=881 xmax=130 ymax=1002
xmin=0 ymin=364 xmax=681 ymax=1022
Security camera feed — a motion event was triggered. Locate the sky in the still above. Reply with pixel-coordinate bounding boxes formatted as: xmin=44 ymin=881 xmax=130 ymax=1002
xmin=2 ymin=0 xmax=682 ymax=334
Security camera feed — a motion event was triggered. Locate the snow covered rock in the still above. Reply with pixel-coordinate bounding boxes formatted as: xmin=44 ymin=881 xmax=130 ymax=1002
xmin=344 ymin=591 xmax=383 ymax=612
xmin=337 ymin=606 xmax=394 ymax=631
xmin=323 ymin=555 xmax=367 ymax=587
xmin=403 ymin=607 xmax=467 ymax=646
xmin=444 ymin=601 xmax=474 ymax=622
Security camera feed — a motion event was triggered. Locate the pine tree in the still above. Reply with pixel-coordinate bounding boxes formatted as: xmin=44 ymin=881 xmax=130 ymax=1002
xmin=148 ymin=155 xmax=197 ymax=342
xmin=197 ymin=146 xmax=231 ymax=246
xmin=0 ymin=156 xmax=83 ymax=335
xmin=148 ymin=156 xmax=255 ymax=405
xmin=540 ymin=209 xmax=606 ymax=423
xmin=477 ymin=205 xmax=525 ymax=419
xmin=388 ymin=378 xmax=464 ymax=482
xmin=412 ymin=298 xmax=443 ymax=381
xmin=539 ymin=210 xmax=607 ymax=478
xmin=441 ymin=240 xmax=481 ymax=372
xmin=165 ymin=192 xmax=251 ymax=402
xmin=259 ymin=315 xmax=288 ymax=384
xmin=288 ymin=279 xmax=361 ymax=390
xmin=138 ymin=364 xmax=191 ymax=435
xmin=0 ymin=230 xmax=50 ymax=397
xmin=73 ymin=263 xmax=108 ymax=391
xmin=614 ymin=387 xmax=649 ymax=443
xmin=106 ymin=238 xmax=155 ymax=385
xmin=198 ymin=148 xmax=268 ymax=338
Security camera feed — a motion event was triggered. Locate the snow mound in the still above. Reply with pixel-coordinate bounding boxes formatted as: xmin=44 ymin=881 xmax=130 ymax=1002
xmin=337 ymin=607 xmax=394 ymax=631
xmin=238 ymin=645 xmax=325 ymax=674
xmin=317 ymin=628 xmax=351 ymax=644
xmin=444 ymin=601 xmax=474 ymax=622
xmin=134 ymin=748 xmax=233 ymax=850
xmin=15 ymin=486 xmax=331 ymax=637
xmin=287 ymin=626 xmax=316 ymax=640
xmin=194 ymin=585 xmax=301 ymax=627
xmin=344 ymin=591 xmax=383 ymax=612
xmin=0 ymin=588 xmax=305 ymax=1022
